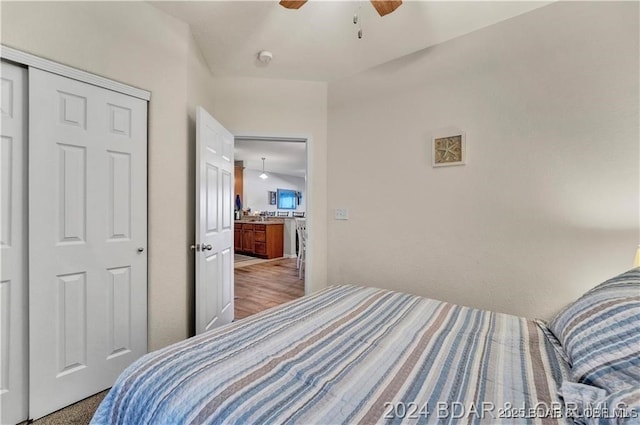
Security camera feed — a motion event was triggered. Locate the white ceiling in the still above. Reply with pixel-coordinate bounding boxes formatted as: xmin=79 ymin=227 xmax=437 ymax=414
xmin=151 ymin=1 xmax=551 ymax=82
xmin=151 ymin=1 xmax=551 ymax=175
xmin=234 ymin=139 xmax=307 ymax=178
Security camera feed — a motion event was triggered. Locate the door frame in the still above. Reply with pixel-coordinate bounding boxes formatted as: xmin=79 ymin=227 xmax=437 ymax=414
xmin=233 ymin=133 xmax=312 ymax=295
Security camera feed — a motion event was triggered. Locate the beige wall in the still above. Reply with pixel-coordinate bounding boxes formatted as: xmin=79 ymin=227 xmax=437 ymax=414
xmin=5 ymin=0 xmax=635 ymax=350
xmin=1 ymin=1 xmax=329 ymax=350
xmin=327 ymin=1 xmax=639 ymax=319
xmin=209 ymin=77 xmax=328 ymax=294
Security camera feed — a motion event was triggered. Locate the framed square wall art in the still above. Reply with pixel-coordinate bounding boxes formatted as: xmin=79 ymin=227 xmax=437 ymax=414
xmin=432 ymin=132 xmax=466 ymax=167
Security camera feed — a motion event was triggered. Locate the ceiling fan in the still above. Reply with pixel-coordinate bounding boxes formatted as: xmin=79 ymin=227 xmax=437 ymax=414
xmin=279 ymin=0 xmax=402 ymax=17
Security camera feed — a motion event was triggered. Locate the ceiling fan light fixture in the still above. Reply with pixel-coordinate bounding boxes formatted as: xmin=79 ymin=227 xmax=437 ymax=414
xmin=370 ymin=0 xmax=403 ymax=17
xmin=259 ymin=157 xmax=269 ymax=179
xmin=279 ymin=0 xmax=402 ymax=17
xmin=279 ymin=0 xmax=307 ymax=10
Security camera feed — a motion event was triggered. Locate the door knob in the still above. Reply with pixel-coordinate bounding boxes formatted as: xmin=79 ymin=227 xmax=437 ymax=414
xmin=190 ymin=244 xmax=211 ymax=251
xmin=137 ymin=247 xmax=144 ymax=253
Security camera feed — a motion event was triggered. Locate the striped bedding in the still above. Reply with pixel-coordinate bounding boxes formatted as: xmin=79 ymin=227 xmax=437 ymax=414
xmin=548 ymin=268 xmax=640 ymax=392
xmin=547 ymin=268 xmax=640 ymax=424
xmin=91 ymin=285 xmax=572 ymax=424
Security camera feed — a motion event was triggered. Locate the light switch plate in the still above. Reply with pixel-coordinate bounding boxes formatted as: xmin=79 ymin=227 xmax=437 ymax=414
xmin=334 ymin=208 xmax=349 ymax=220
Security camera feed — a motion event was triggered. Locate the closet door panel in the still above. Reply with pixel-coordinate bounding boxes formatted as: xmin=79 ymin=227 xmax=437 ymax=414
xmin=28 ymin=68 xmax=147 ymax=420
xmin=0 ymin=60 xmax=28 ymax=425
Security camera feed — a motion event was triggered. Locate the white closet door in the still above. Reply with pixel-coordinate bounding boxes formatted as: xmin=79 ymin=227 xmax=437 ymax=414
xmin=28 ymin=68 xmax=147 ymax=419
xmin=1 ymin=61 xmax=29 ymax=425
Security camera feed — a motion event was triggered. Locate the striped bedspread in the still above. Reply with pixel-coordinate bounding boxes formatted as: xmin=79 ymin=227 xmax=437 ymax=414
xmin=91 ymin=285 xmax=572 ymax=424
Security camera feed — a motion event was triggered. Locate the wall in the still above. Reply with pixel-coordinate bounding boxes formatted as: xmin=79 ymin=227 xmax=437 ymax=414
xmin=1 ymin=1 xmax=214 ymax=350
xmin=242 ymin=169 xmax=306 ymax=214
xmin=1 ymin=1 xmax=329 ymax=348
xmin=209 ymin=77 xmax=328 ymax=294
xmin=327 ymin=1 xmax=639 ymax=319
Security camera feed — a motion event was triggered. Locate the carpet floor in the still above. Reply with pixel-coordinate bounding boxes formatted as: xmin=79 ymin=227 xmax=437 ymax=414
xmin=20 ymin=390 xmax=108 ymax=425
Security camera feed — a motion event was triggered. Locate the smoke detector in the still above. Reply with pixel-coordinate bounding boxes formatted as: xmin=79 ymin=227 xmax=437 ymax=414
xmin=257 ymin=50 xmax=273 ymax=64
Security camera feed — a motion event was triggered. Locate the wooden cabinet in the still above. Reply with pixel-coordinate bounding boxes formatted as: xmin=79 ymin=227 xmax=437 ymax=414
xmin=234 ymin=222 xmax=284 ymax=259
xmin=242 ymin=224 xmax=254 ymax=254
xmin=234 ymin=227 xmax=242 ymax=251
xmin=234 ymin=165 xmax=243 ymax=206
xmin=254 ymin=225 xmax=267 ymax=256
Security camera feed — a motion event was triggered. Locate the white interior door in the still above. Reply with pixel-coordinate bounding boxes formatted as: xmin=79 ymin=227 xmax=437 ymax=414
xmin=28 ymin=68 xmax=147 ymax=419
xmin=195 ymin=107 xmax=234 ymax=334
xmin=1 ymin=61 xmax=29 ymax=425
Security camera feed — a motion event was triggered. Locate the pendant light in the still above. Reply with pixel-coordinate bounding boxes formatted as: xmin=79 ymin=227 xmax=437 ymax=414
xmin=259 ymin=157 xmax=268 ymax=180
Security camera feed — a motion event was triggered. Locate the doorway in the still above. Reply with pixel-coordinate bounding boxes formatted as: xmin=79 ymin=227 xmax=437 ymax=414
xmin=232 ymin=136 xmax=308 ymax=319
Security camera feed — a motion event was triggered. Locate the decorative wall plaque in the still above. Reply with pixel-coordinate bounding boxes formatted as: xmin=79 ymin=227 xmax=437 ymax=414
xmin=433 ymin=133 xmax=465 ymax=167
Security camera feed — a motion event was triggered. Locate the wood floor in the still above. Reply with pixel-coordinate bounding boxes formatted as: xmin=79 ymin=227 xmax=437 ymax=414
xmin=234 ymin=257 xmax=305 ymax=320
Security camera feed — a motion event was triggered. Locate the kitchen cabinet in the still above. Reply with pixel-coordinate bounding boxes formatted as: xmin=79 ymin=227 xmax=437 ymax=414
xmin=242 ymin=224 xmax=254 ymax=254
xmin=234 ymin=227 xmax=242 ymax=251
xmin=234 ymin=222 xmax=284 ymax=259
xmin=234 ymin=165 xmax=243 ymax=206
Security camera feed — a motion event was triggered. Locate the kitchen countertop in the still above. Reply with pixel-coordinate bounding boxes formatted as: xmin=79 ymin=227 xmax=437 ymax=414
xmin=235 ymin=219 xmax=284 ymax=225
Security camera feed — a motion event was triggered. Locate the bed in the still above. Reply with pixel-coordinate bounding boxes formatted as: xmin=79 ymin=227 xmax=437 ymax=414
xmin=91 ymin=269 xmax=640 ymax=425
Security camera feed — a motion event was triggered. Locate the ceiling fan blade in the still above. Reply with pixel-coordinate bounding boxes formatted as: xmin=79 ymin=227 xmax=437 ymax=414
xmin=279 ymin=0 xmax=308 ymax=10
xmin=369 ymin=0 xmax=402 ymax=16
